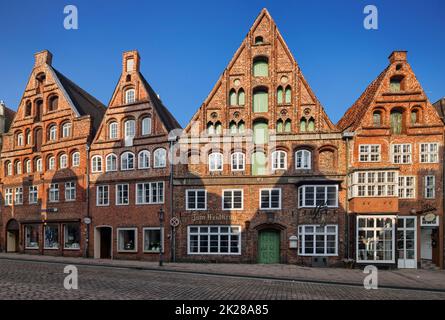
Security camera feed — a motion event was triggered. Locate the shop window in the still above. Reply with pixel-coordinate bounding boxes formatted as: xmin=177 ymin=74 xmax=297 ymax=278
xmin=144 ymin=228 xmax=163 ymax=253
xmin=117 ymin=228 xmax=137 ymax=252
xmin=298 ymin=225 xmax=338 ymax=256
xmin=44 ymin=224 xmax=59 ymax=249
xmin=25 ymin=225 xmax=39 ymax=249
xmin=357 ymin=216 xmax=395 ymax=263
xmin=64 ymin=224 xmax=80 ymax=250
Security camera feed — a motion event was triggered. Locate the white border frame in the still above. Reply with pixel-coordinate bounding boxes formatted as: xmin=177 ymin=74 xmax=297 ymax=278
xmin=115 ymin=183 xmax=130 ymax=206
xmin=297 ymin=224 xmax=338 ymax=257
xmin=187 ymin=225 xmax=242 ymax=255
xmin=297 ymin=185 xmax=339 ymax=208
xmin=142 ymin=227 xmax=164 ymax=253
xmin=185 ymin=189 xmax=207 ymax=211
xmin=96 ymin=185 xmax=110 ymax=206
xmin=259 ymin=188 xmax=282 ymax=210
xmin=117 ymin=227 xmax=138 ymax=253
xmin=222 ymin=189 xmax=244 ymax=211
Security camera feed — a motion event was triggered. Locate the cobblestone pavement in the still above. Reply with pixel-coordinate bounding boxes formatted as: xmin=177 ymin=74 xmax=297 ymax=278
xmin=0 ymin=259 xmax=445 ymax=300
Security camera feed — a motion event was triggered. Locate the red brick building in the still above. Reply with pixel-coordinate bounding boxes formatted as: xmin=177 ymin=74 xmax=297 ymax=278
xmin=0 ymin=50 xmax=105 ymax=257
xmin=173 ymin=9 xmax=348 ymax=266
xmin=338 ymin=51 xmax=445 ymax=269
xmin=88 ymin=51 xmax=181 ymax=260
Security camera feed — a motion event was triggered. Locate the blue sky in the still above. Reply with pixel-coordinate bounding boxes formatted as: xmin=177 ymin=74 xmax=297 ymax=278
xmin=0 ymin=0 xmax=444 ymax=126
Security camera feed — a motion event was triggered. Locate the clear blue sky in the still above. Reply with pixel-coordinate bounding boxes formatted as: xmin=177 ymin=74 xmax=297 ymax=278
xmin=1 ymin=0 xmax=444 ymax=126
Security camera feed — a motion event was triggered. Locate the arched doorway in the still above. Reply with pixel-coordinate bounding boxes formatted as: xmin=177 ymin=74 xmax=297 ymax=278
xmin=94 ymin=226 xmax=112 ymax=259
xmin=258 ymin=229 xmax=280 ymax=264
xmin=6 ymin=219 xmax=19 ymax=253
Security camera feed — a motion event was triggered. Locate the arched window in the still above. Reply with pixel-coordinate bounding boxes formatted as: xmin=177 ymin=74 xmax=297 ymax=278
xmin=229 ymin=121 xmax=237 ymax=134
xmin=253 ymin=120 xmax=268 ymax=144
xmin=125 ymin=89 xmax=136 ymax=104
xmin=121 ymin=152 xmax=135 ymax=171
xmin=141 ymin=117 xmax=152 ymax=135
xmin=25 ymin=101 xmax=32 ymax=117
xmin=48 ymin=125 xmax=57 ymax=141
xmin=253 ymin=57 xmax=269 ymax=77
xmin=276 ymin=119 xmax=284 ymax=133
xmin=6 ymin=161 xmax=12 ymax=176
xmin=15 ymin=161 xmax=22 ymax=175
xmin=229 ymin=89 xmax=237 ymax=106
xmin=284 ymin=119 xmax=292 ymax=132
xmin=295 ymin=150 xmax=311 ymax=169
xmin=277 ymin=87 xmax=284 ymax=104
xmin=26 ymin=129 xmax=31 ymax=145
xmin=105 ymin=154 xmax=117 ymax=172
xmin=238 ymin=89 xmax=245 ymax=106
xmin=253 ymin=88 xmax=268 ymax=113
xmin=238 ymin=121 xmax=245 ymax=133
xmin=35 ymin=158 xmax=42 ymax=172
xmin=215 ymin=122 xmax=222 ymax=135
xmin=25 ymin=159 xmax=31 ymax=173
xmin=251 ymin=151 xmax=266 ymax=176
xmin=48 ymin=156 xmax=55 ymax=171
xmin=255 ymin=36 xmax=264 ymax=45
xmin=390 ymin=109 xmax=404 ymax=134
xmin=307 ymin=118 xmax=315 ymax=132
xmin=17 ymin=133 xmax=24 ymax=147
xmin=59 ymin=154 xmax=68 ymax=169
xmin=207 ymin=122 xmax=215 ymax=135
xmin=124 ymin=119 xmax=136 ymax=138
xmin=300 ymin=118 xmax=307 ymax=132
xmin=62 ymin=122 xmax=71 ymax=138
xmin=72 ymin=152 xmax=80 ymax=167
xmin=48 ymin=95 xmax=58 ymax=112
xmin=231 ymin=152 xmax=245 ymax=171
xmin=153 ymin=148 xmax=167 ymax=168
xmin=373 ymin=111 xmax=382 ymax=126
xmin=209 ymin=152 xmax=223 ymax=172
xmin=411 ymin=109 xmax=419 ymax=124
xmin=390 ymin=76 xmax=403 ymax=93
xmin=108 ymin=121 xmax=118 ymax=139
xmin=272 ymin=151 xmax=287 ymax=171
xmin=138 ymin=150 xmax=150 ymax=169
xmin=285 ymin=86 xmax=292 ymax=104
xmin=35 ymin=99 xmax=43 ymax=121
xmin=91 ymin=155 xmax=103 ymax=172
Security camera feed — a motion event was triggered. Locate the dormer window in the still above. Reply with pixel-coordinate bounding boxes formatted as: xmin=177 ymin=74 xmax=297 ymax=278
xmin=126 ymin=58 xmax=134 ymax=72
xmin=255 ymin=36 xmax=264 ymax=45
xmin=390 ymin=76 xmax=404 ymax=93
xmin=125 ymin=89 xmax=136 ymax=104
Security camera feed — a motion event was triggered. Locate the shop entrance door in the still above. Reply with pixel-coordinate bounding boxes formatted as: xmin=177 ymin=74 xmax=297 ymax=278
xmin=421 ymin=228 xmax=433 ymax=260
xmin=397 ymin=217 xmax=417 ymax=268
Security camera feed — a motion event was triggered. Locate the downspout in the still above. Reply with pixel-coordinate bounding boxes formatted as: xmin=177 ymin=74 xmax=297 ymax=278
xmin=84 ymin=143 xmax=91 ymax=258
xmin=342 ymin=131 xmax=354 ymax=259
xmin=168 ymin=134 xmax=178 ymax=262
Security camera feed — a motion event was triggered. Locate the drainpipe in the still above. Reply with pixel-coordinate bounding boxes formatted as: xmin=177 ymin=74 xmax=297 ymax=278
xmin=168 ymin=133 xmax=178 ymax=262
xmin=84 ymin=143 xmax=91 ymax=258
xmin=342 ymin=131 xmax=354 ymax=259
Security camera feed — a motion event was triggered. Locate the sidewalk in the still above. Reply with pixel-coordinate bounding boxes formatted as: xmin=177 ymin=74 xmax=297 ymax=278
xmin=1 ymin=253 xmax=444 ymax=291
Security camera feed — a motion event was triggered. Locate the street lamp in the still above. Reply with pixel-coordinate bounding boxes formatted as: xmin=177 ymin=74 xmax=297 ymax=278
xmin=158 ymin=207 xmax=164 ymax=267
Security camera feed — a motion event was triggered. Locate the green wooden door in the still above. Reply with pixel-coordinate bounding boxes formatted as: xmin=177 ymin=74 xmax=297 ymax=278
xmin=258 ymin=230 xmax=280 ymax=264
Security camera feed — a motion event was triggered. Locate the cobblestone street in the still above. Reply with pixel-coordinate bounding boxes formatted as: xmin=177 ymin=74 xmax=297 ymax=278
xmin=0 ymin=258 xmax=445 ymax=300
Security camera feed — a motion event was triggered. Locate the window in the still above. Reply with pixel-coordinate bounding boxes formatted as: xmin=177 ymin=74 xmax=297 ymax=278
xmin=390 ymin=110 xmax=403 ymax=134
xmin=214 ymin=122 xmax=222 ymax=135
xmin=116 ymin=184 xmax=129 ymax=205
xmin=48 ymin=125 xmax=57 ymax=141
xmin=36 ymin=158 xmax=42 ymax=172
xmin=209 ymin=152 xmax=223 ymax=172
xmin=49 ymin=183 xmax=59 ymax=202
xmin=260 ymin=189 xmax=281 ymax=210
xmin=59 ymin=154 xmax=68 ymax=169
xmin=26 ymin=130 xmax=31 ymax=145
xmin=285 ymin=86 xmax=291 ymax=104
xmin=48 ymin=157 xmax=55 ymax=170
xmin=254 ymin=36 xmax=264 ymax=44
xmin=121 ymin=152 xmax=135 ymax=170
xmin=253 ymin=57 xmax=269 ymax=77
xmin=251 ymin=151 xmax=267 ymax=176
xmin=91 ymin=155 xmax=103 ymax=172
xmin=64 ymin=224 xmax=80 ymax=250
xmin=420 ymin=143 xmax=439 ymax=163
xmin=25 ymin=225 xmax=39 ymax=249
xmin=141 ymin=117 xmax=152 ymax=135
xmin=229 ymin=89 xmax=237 ymax=106
xmin=188 ymin=226 xmax=241 ymax=255
xmin=5 ymin=188 xmax=13 ymax=206
xmin=62 ymin=122 xmax=71 ymax=138
xmin=357 ymin=216 xmax=395 ymax=263
xmin=72 ymin=152 xmax=80 ymax=167
xmin=15 ymin=161 xmax=22 ymax=175
xmin=126 ymin=58 xmax=134 ymax=72
xmin=44 ymin=224 xmax=59 ymax=249
xmin=271 ymin=151 xmax=287 ymax=171
xmin=106 ymin=154 xmax=118 ymax=171
xmin=125 ymin=89 xmax=136 ymax=104
xmin=229 ymin=121 xmax=237 ymax=134
xmin=359 ymin=145 xmax=381 ymax=162
xmin=424 ymin=176 xmax=435 ymax=199
xmin=253 ymin=121 xmax=268 ymax=144
xmin=109 ymin=122 xmax=118 ymax=139
xmin=96 ymin=185 xmax=109 ymax=206
xmin=136 ymin=182 xmax=164 ymax=204
xmin=6 ymin=161 xmax=12 ymax=176
xmin=65 ymin=182 xmax=76 ymax=201
xmin=231 ymin=152 xmax=245 ymax=171
xmin=222 ymin=190 xmax=243 ymax=210
xmin=349 ymin=171 xmax=397 ymax=197
xmin=252 ymin=89 xmax=268 ymax=112
xmin=25 ymin=101 xmax=32 ymax=117
xmin=153 ymin=148 xmax=167 ymax=168
xmin=238 ymin=89 xmax=245 ymax=106
xmin=284 ymin=119 xmax=291 ymax=132
xmin=118 ymin=228 xmax=137 ymax=252
xmin=207 ymin=122 xmax=215 ymax=135
xmin=398 ymin=176 xmax=415 ymax=199
xmin=29 ymin=186 xmax=38 ymax=204
xmin=186 ymin=190 xmax=207 ymax=210
xmin=298 ymin=225 xmax=338 ymax=256
xmin=25 ymin=159 xmax=31 ymax=173
xmin=124 ymin=119 xmax=136 ymax=138
xmin=17 ymin=133 xmax=23 ymax=146
xmin=411 ymin=110 xmax=419 ymax=124
xmin=48 ymin=95 xmax=58 ymax=111
xmin=276 ymin=119 xmax=283 ymax=133
xmin=277 ymin=87 xmax=283 ymax=104
xmin=300 ymin=118 xmax=307 ymax=132
xmin=390 ymin=77 xmax=402 ymax=93
xmin=14 ymin=187 xmax=23 ymax=205
xmin=138 ymin=150 xmax=150 ymax=169
xmin=307 ymin=118 xmax=315 ymax=132
xmin=392 ymin=144 xmax=411 ymax=164
xmin=295 ymin=150 xmax=311 ymax=169
xmin=143 ymin=228 xmax=163 ymax=253
xmin=298 ymin=185 xmax=338 ymax=208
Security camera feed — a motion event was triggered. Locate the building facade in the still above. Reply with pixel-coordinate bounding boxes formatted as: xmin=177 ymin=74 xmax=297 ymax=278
xmin=338 ymin=51 xmax=445 ymax=269
xmin=0 ymin=50 xmax=105 ymax=257
xmin=88 ymin=51 xmax=181 ymax=260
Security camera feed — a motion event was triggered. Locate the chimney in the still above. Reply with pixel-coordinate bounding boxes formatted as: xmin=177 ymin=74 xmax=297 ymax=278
xmin=123 ymin=50 xmax=140 ymax=73
xmin=34 ymin=50 xmax=53 ymax=67
xmin=389 ymin=50 xmax=407 ymax=64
